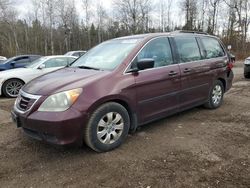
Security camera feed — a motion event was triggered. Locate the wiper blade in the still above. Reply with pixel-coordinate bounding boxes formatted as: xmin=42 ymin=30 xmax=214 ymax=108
xmin=77 ymin=65 xmax=100 ymax=70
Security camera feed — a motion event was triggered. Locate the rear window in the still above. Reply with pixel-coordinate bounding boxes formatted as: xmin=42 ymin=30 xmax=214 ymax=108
xmin=174 ymin=37 xmax=201 ymax=63
xmin=200 ymin=37 xmax=225 ymax=59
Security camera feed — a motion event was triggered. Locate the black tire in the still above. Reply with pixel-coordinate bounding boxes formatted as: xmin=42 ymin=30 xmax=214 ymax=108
xmin=83 ymin=102 xmax=130 ymax=152
xmin=2 ymin=79 xmax=24 ymax=98
xmin=204 ymin=80 xmax=224 ymax=109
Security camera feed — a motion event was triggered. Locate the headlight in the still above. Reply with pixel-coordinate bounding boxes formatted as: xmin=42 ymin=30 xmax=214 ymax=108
xmin=38 ymin=88 xmax=82 ymax=112
xmin=245 ymin=60 xmax=250 ymax=65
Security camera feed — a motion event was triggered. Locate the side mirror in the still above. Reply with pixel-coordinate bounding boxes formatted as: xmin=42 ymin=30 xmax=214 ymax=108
xmin=38 ymin=64 xmax=45 ymax=69
xmin=10 ymin=62 xmax=15 ymax=67
xmin=227 ymin=45 xmax=232 ymax=50
xmin=137 ymin=58 xmax=155 ymax=70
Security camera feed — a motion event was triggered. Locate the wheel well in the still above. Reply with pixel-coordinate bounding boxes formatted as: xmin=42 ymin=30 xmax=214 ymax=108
xmin=218 ymin=78 xmax=226 ymax=91
xmin=2 ymin=78 xmax=25 ymax=91
xmin=104 ymin=99 xmax=138 ymax=132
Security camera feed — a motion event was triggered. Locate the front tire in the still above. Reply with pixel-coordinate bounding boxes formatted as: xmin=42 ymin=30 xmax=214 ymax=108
xmin=204 ymin=80 xmax=224 ymax=109
xmin=2 ymin=79 xmax=24 ymax=98
xmin=83 ymin=102 xmax=130 ymax=152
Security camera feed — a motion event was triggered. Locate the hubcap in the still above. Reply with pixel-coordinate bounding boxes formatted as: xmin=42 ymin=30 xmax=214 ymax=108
xmin=97 ymin=112 xmax=124 ymax=145
xmin=6 ymin=81 xmax=23 ymax=97
xmin=212 ymin=85 xmax=222 ymax=105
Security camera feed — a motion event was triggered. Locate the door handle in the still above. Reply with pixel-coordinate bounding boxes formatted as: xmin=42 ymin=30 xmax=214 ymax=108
xmin=183 ymin=68 xmax=191 ymax=73
xmin=169 ymin=71 xmax=178 ymax=76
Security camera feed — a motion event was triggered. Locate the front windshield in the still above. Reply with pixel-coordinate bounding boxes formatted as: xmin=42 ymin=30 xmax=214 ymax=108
xmin=0 ymin=60 xmax=6 ymax=64
xmin=64 ymin=52 xmax=73 ymax=56
xmin=71 ymin=38 xmax=141 ymax=70
xmin=25 ymin=57 xmax=46 ymax=68
xmin=1 ymin=57 xmax=15 ymax=64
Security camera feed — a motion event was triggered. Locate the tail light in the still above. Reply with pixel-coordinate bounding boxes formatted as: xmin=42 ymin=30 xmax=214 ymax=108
xmin=227 ymin=62 xmax=233 ymax=70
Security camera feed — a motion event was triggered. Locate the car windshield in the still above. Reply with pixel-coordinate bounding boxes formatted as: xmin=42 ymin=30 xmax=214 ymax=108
xmin=25 ymin=57 xmax=47 ymax=68
xmin=71 ymin=38 xmax=141 ymax=70
xmin=64 ymin=52 xmax=73 ymax=56
xmin=1 ymin=57 xmax=16 ymax=64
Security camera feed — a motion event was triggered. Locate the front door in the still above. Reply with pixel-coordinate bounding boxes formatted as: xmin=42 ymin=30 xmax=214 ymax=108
xmin=132 ymin=37 xmax=181 ymax=124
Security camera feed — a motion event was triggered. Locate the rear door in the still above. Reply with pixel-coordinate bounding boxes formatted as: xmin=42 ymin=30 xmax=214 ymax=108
xmin=132 ymin=37 xmax=181 ymax=123
xmin=198 ymin=37 xmax=228 ymax=87
xmin=174 ymin=36 xmax=210 ymax=110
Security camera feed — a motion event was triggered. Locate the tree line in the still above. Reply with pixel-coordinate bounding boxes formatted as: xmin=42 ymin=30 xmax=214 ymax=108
xmin=0 ymin=0 xmax=250 ymax=59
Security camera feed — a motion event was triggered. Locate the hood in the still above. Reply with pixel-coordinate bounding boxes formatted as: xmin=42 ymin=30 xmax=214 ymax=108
xmin=0 ymin=68 xmax=31 ymax=76
xmin=22 ymin=67 xmax=111 ymax=96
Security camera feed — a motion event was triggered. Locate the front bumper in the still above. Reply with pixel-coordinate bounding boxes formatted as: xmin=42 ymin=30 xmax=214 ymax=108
xmin=12 ymin=107 xmax=88 ymax=146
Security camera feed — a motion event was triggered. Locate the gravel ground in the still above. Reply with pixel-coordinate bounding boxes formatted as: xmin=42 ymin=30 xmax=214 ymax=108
xmin=0 ymin=62 xmax=249 ymax=188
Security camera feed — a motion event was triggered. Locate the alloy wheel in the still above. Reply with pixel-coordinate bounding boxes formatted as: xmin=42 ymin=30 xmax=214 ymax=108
xmin=97 ymin=112 xmax=124 ymax=145
xmin=212 ymin=85 xmax=222 ymax=105
xmin=5 ymin=80 xmax=23 ymax=97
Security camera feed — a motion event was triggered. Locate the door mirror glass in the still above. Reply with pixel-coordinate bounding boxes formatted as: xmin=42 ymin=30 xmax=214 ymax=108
xmin=227 ymin=45 xmax=232 ymax=50
xmin=10 ymin=62 xmax=15 ymax=67
xmin=38 ymin=64 xmax=46 ymax=69
xmin=137 ymin=58 xmax=155 ymax=70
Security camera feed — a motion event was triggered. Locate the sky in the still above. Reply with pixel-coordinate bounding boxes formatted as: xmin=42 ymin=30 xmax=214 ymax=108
xmin=11 ymin=0 xmax=183 ymax=27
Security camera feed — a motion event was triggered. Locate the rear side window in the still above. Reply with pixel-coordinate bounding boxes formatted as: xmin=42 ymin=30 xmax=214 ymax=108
xmin=200 ymin=37 xmax=225 ymax=59
xmin=14 ymin=57 xmax=30 ymax=64
xmin=175 ymin=37 xmax=201 ymax=63
xmin=136 ymin=37 xmax=173 ymax=68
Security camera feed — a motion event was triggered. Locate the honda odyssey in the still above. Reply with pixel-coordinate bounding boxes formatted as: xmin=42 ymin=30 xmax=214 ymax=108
xmin=12 ymin=31 xmax=234 ymax=152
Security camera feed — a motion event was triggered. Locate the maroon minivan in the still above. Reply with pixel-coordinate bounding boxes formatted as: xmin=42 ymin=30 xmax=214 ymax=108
xmin=12 ymin=31 xmax=234 ymax=152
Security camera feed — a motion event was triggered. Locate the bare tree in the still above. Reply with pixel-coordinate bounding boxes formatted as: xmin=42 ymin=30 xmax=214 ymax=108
xmin=181 ymin=0 xmax=198 ymax=30
xmin=114 ymin=0 xmax=152 ymax=34
xmin=82 ymin=0 xmax=91 ymax=48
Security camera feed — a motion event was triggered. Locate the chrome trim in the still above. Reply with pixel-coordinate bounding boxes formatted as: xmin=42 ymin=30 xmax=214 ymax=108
xmin=14 ymin=90 xmax=41 ymax=114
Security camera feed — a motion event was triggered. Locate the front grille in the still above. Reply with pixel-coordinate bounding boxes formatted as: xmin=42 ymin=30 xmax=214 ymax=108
xmin=15 ymin=91 xmax=41 ymax=113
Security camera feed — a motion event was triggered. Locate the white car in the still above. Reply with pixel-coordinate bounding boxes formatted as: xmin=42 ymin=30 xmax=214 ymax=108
xmin=0 ymin=55 xmax=77 ymax=97
xmin=64 ymin=50 xmax=86 ymax=57
xmin=0 ymin=56 xmax=7 ymax=63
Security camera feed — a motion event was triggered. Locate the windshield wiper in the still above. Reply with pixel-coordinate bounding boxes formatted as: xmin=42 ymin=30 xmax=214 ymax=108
xmin=77 ymin=65 xmax=100 ymax=71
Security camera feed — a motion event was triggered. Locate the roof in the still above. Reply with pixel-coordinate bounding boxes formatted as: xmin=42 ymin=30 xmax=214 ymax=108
xmin=113 ymin=30 xmax=216 ymax=41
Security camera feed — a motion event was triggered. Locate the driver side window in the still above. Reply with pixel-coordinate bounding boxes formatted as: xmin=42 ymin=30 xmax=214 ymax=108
xmin=133 ymin=37 xmax=173 ymax=69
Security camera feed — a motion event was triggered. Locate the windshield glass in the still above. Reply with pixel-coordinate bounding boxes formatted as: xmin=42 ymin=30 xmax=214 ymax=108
xmin=71 ymin=38 xmax=141 ymax=70
xmin=64 ymin=52 xmax=73 ymax=56
xmin=25 ymin=57 xmax=46 ymax=68
xmin=1 ymin=57 xmax=15 ymax=64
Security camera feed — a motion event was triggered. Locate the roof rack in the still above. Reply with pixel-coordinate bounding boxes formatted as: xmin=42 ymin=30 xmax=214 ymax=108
xmin=172 ymin=30 xmax=209 ymax=35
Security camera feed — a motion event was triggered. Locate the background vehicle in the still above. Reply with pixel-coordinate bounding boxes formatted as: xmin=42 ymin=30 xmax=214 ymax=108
xmin=64 ymin=50 xmax=86 ymax=57
xmin=0 ymin=55 xmax=77 ymax=97
xmin=0 ymin=55 xmax=41 ymax=71
xmin=12 ymin=32 xmax=234 ymax=152
xmin=0 ymin=56 xmax=7 ymax=61
xmin=244 ymin=57 xmax=250 ymax=78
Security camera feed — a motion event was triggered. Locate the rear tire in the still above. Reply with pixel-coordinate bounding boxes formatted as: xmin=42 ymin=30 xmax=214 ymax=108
xmin=204 ymin=80 xmax=224 ymax=109
xmin=83 ymin=102 xmax=130 ymax=152
xmin=2 ymin=79 xmax=24 ymax=98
